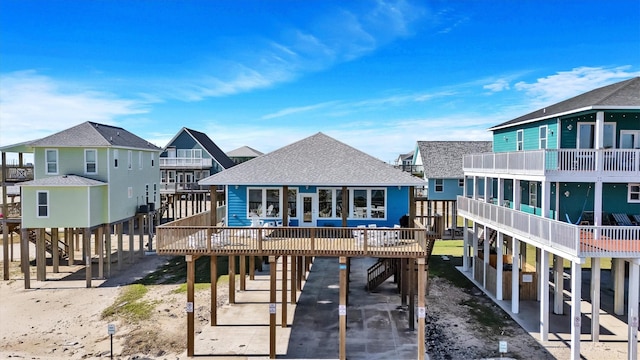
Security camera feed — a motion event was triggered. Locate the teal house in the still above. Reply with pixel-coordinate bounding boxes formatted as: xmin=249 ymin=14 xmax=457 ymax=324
xmin=458 ymin=77 xmax=640 ymax=359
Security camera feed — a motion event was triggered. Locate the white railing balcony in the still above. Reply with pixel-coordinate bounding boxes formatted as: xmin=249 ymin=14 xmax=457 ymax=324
xmin=457 ymin=196 xmax=640 ymax=260
xmin=159 ymin=157 xmax=213 ymax=168
xmin=463 ymin=149 xmax=640 ymax=179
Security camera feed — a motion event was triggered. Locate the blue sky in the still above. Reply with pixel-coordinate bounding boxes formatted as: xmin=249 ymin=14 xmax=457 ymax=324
xmin=1 ymin=0 xmax=639 ymax=163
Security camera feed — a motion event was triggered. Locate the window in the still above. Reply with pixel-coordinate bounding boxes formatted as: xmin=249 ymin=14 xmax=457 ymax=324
xmin=577 ymin=122 xmax=616 ymax=149
xmin=287 ymin=189 xmax=298 ymax=218
xmin=336 ymin=188 xmax=349 ymax=218
xmin=629 ymin=184 xmax=640 ymax=203
xmin=37 ymin=191 xmax=49 ymax=217
xmin=458 ymin=179 xmax=464 ymax=187
xmin=145 ymin=184 xmax=149 ymax=203
xmin=529 ymin=182 xmax=537 ymax=207
xmin=153 ymin=184 xmax=157 ymax=203
xmin=139 ymin=152 xmax=143 ymax=170
xmin=371 ymin=189 xmax=385 ymax=218
xmin=539 ymin=126 xmax=547 ymax=149
xmin=151 ymin=153 xmax=155 ymax=167
xmin=85 ymin=149 xmax=97 ymax=174
xmin=128 ymin=151 xmax=133 ymax=170
xmin=352 ymin=189 xmax=368 ymax=218
xmin=45 ymin=149 xmax=58 ymax=174
xmin=516 ymin=130 xmax=524 ymax=151
xmin=350 ymin=188 xmax=386 ymax=219
xmin=113 ymin=149 xmax=119 ymax=168
xmin=247 ymin=188 xmax=280 ymax=218
xmin=319 ymin=189 xmax=333 ymax=218
xmin=620 ymin=130 xmax=640 ymax=149
xmin=435 ymin=179 xmax=444 ymax=192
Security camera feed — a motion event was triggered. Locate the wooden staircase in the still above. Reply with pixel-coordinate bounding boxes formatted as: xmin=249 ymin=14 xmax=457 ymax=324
xmin=27 ymin=229 xmax=69 ymax=260
xmin=478 ymin=228 xmax=497 ymax=247
xmin=366 ymin=258 xmax=397 ymax=291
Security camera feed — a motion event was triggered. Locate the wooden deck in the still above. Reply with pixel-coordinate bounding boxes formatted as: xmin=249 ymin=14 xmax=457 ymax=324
xmin=579 ymin=229 xmax=640 ymax=254
xmin=156 ymin=225 xmax=435 ymax=258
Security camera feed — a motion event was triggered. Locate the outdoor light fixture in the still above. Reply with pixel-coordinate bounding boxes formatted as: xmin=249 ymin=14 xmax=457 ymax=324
xmin=564 ymin=191 xmax=570 ymax=197
xmin=504 ymin=136 xmax=508 ymax=141
xmin=567 ymin=124 xmax=573 ymax=131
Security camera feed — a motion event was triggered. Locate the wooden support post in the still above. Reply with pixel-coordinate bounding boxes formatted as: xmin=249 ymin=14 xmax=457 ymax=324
xmin=269 ymin=256 xmax=277 ymax=359
xmin=341 ymin=186 xmax=348 ymax=227
xmin=540 ymin=249 xmax=549 ymax=342
xmin=628 ymin=260 xmax=639 ymax=360
xmin=591 ymin=257 xmax=600 ymax=342
xmin=512 ymin=237 xmax=520 ymax=314
xmin=21 ymin=227 xmax=30 ymax=289
xmin=36 ymin=228 xmax=46 ymax=281
xmin=401 ymin=259 xmax=408 ymax=306
xmin=186 ymin=255 xmax=195 ymax=357
xmin=210 ymin=185 xmax=217 ymax=226
xmin=283 ymin=185 xmax=289 ymax=227
xmin=554 ymin=255 xmax=564 ymax=315
xmin=409 ymin=186 xmax=416 ymax=226
xmin=229 ymin=256 xmax=236 ymax=304
xmin=97 ymin=226 xmax=104 ymax=279
xmin=570 ymin=261 xmax=582 ymax=360
xmin=68 ymin=228 xmax=75 ymax=266
xmin=417 ymin=257 xmax=426 ymax=360
xmin=409 ymin=259 xmax=415 ymax=331
xmin=1 ymin=152 xmax=8 ymax=280
xmin=339 ymin=256 xmax=348 ymax=360
xmin=240 ymin=256 xmax=247 ymax=291
xmin=211 ymin=256 xmax=217 ymax=326
xmin=138 ymin=215 xmax=144 ymax=257
xmin=105 ymin=224 xmax=112 ymax=278
xmin=281 ymin=255 xmax=288 ymax=328
xmin=129 ymin=220 xmax=135 ymax=264
xmin=249 ymin=256 xmax=256 ymax=280
xmin=84 ymin=228 xmax=92 ymax=288
xmin=117 ymin=223 xmax=123 ymax=271
xmin=290 ymin=256 xmax=297 ymax=304
xmin=52 ymin=228 xmax=59 ymax=273
xmin=297 ymin=256 xmax=303 ymax=289
xmin=613 ymin=258 xmax=625 ymax=315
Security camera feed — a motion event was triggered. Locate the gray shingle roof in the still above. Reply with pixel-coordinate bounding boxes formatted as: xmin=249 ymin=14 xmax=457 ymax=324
xmin=417 ymin=141 xmax=492 ymax=178
xmin=29 ymin=122 xmax=161 ymax=151
xmin=184 ymin=128 xmax=236 ymax=169
xmin=200 ymin=132 xmax=426 ymax=186
xmin=226 ymin=146 xmax=264 ymax=158
xmin=490 ymin=77 xmax=640 ymax=130
xmin=19 ymin=175 xmax=107 ymax=187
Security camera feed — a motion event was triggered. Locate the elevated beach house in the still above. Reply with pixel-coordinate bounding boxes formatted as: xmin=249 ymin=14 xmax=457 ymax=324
xmin=159 ymin=127 xmax=235 ymax=219
xmin=155 ymin=132 xmax=435 ymax=359
xmin=226 ymin=145 xmax=263 ymax=165
xmin=3 ymin=121 xmax=161 ymax=287
xmin=458 ymin=77 xmax=640 ymax=359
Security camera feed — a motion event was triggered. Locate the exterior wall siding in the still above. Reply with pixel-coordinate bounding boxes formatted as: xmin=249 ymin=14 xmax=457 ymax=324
xmin=427 ymin=178 xmax=463 ymax=200
xmin=21 ymin=186 xmax=101 ymax=228
xmin=493 ymin=118 xmax=558 ymax=153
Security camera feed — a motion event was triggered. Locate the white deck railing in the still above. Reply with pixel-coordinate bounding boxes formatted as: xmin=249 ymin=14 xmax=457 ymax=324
xmin=463 ymin=149 xmax=640 ymax=177
xmin=457 ymin=196 xmax=640 ymax=259
xmin=159 ymin=157 xmax=213 ymax=168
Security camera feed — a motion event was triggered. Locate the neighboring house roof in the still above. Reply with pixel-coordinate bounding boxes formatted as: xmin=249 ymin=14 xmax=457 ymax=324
xmin=200 ymin=132 xmax=426 ymax=187
xmin=19 ymin=175 xmax=107 ymax=187
xmin=417 ymin=141 xmax=492 ymax=179
xmin=164 ymin=128 xmax=236 ymax=169
xmin=397 ymin=152 xmax=413 ymax=163
xmin=490 ymin=77 xmax=640 ymax=131
xmin=29 ymin=122 xmax=161 ymax=150
xmin=226 ymin=146 xmax=264 ymax=158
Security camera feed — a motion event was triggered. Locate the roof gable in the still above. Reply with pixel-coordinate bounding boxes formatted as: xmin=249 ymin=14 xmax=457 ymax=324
xmin=491 ymin=77 xmax=640 ymax=130
xmin=201 ymin=132 xmax=425 ymax=186
xmin=164 ymin=128 xmax=236 ymax=169
xmin=417 ymin=141 xmax=492 ymax=178
xmin=226 ymin=146 xmax=264 ymax=158
xmin=29 ymin=122 xmax=161 ymax=150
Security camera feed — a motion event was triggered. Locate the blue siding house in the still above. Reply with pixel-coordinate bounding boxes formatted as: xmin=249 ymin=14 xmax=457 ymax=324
xmin=199 ymin=133 xmax=426 ymax=228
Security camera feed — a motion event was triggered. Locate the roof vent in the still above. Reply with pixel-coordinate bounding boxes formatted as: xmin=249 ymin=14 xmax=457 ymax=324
xmin=110 ymin=136 xmax=113 ymax=141
xmin=117 ymin=131 xmax=120 ymax=136
xmin=543 ymin=108 xmax=546 ymax=114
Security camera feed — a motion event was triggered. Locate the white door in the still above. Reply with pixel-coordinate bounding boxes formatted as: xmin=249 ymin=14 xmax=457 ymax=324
xmin=300 ymin=194 xmax=317 ymax=227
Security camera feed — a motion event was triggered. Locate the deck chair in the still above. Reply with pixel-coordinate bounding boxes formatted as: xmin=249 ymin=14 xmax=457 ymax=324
xmin=612 ymin=213 xmax=634 ymax=226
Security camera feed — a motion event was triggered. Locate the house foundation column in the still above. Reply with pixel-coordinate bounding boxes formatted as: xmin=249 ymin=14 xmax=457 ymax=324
xmin=229 ymin=256 xmax=236 ymax=304
xmin=462 ymin=219 xmax=470 ymax=271
xmin=84 ymin=228 xmax=92 ymax=288
xmin=21 ymin=227 xmax=30 ymax=289
xmin=417 ymin=257 xmax=426 ymax=360
xmin=627 ymin=260 xmax=639 ymax=360
xmin=511 ymin=237 xmax=520 ymax=314
xmin=186 ymin=255 xmax=195 ymax=357
xmin=471 ymin=222 xmax=478 ymax=280
xmin=554 ymin=255 xmax=564 ymax=315
xmin=483 ymin=226 xmax=489 ymax=288
xmin=36 ymin=229 xmax=46 ymax=281
xmin=496 ymin=231 xmax=504 ymax=300
xmin=269 ymin=256 xmax=277 ymax=359
xmin=339 ymin=256 xmax=347 ymax=360
xmin=281 ymin=256 xmax=288 ymax=328
xmin=570 ymin=260 xmax=582 ymax=360
xmin=52 ymin=228 xmax=59 ymax=273
xmin=613 ymin=258 xmax=625 ymax=315
xmin=540 ymin=249 xmax=549 ymax=341
xmin=211 ymin=256 xmax=217 ymax=326
xmin=591 ymin=257 xmax=601 ymax=342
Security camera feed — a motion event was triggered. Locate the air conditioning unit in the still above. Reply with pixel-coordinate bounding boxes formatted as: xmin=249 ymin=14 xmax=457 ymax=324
xmin=138 ymin=204 xmax=148 ymax=213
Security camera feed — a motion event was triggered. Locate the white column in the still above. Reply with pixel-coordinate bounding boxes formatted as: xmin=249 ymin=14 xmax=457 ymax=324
xmin=570 ymin=261 xmax=582 ymax=360
xmin=513 ymin=179 xmax=521 ymax=211
xmin=473 ymin=176 xmax=479 ymax=200
xmin=497 ymin=178 xmax=504 ymax=206
xmin=614 ymin=258 xmax=625 ymax=315
xmin=484 ymin=176 xmax=491 ymax=202
xmin=595 ymin=111 xmax=605 ymax=173
xmin=483 ymin=226 xmax=489 ymax=288
xmin=462 ymin=219 xmax=470 ymax=271
xmin=496 ymin=231 xmax=504 ymax=300
xmin=591 ymin=258 xmax=601 ymax=342
xmin=628 ymin=260 xmax=639 ymax=360
xmin=541 ymin=181 xmax=550 ymax=219
xmin=540 ymin=249 xmax=549 ymax=341
xmin=472 ymin=222 xmax=478 ymax=279
xmin=536 ymin=247 xmax=541 ymax=301
xmin=554 ymin=255 xmax=565 ymax=315
xmin=512 ymin=237 xmax=520 ymax=314
xmin=593 ymin=182 xmax=603 ymax=227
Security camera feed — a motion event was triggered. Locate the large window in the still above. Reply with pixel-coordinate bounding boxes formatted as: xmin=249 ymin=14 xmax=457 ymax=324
xmin=85 ymin=149 xmax=97 ymax=174
xmin=577 ymin=122 xmax=615 ymax=149
xmin=350 ymin=188 xmax=386 ymax=219
xmin=629 ymin=183 xmax=640 ymax=203
xmin=539 ymin=125 xmax=547 ymax=149
xmin=318 ymin=188 xmax=352 ymax=219
xmin=528 ymin=182 xmax=538 ymax=207
xmin=45 ymin=149 xmax=58 ymax=174
xmin=620 ymin=130 xmax=640 ymax=149
xmin=248 ymin=188 xmax=280 ymax=218
xmin=37 ymin=191 xmax=49 ymax=217
xmin=287 ymin=189 xmax=298 ymax=218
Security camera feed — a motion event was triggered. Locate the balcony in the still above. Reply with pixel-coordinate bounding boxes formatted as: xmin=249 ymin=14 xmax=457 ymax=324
xmin=457 ymin=196 xmax=640 ymax=260
xmin=1 ymin=165 xmax=34 ymax=183
xmin=159 ymin=157 xmax=213 ymax=169
xmin=463 ymin=149 xmax=640 ymax=180
xmin=159 ymin=182 xmax=209 ymax=194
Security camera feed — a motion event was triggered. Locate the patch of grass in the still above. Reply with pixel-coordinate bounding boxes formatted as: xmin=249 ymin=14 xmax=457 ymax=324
xmin=172 ymin=276 xmax=229 ymax=294
xmin=459 ymin=298 xmax=506 ymax=330
xmin=102 ymin=284 xmax=156 ymax=322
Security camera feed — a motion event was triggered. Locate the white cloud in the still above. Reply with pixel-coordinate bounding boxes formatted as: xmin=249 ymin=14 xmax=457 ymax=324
xmin=0 ymin=70 xmax=149 ymax=146
xmin=514 ymin=66 xmax=640 ymax=107
xmin=483 ymin=79 xmax=511 ymax=93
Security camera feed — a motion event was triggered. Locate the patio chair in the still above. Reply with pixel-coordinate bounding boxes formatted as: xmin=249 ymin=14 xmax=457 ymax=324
xmin=612 ymin=213 xmax=634 ymax=226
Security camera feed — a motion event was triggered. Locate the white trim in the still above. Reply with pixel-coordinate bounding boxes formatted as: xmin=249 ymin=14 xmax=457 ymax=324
xmin=45 ymin=149 xmax=58 ymax=175
xmin=577 ymin=122 xmax=616 ymax=149
xmin=246 ymin=187 xmax=282 ymax=219
xmin=113 ymin=149 xmax=119 ymax=168
xmin=539 ymin=125 xmax=548 ymax=149
xmin=84 ymin=149 xmax=98 ymax=175
xmin=516 ymin=130 xmax=524 ymax=151
xmin=434 ymin=179 xmax=444 ymax=192
xmin=128 ymin=150 xmax=133 ymax=170
xmin=628 ymin=183 xmax=640 ymax=203
xmin=36 ymin=190 xmax=49 ymax=218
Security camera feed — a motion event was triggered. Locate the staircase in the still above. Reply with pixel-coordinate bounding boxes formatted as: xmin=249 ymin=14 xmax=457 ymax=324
xmin=27 ymin=229 xmax=69 ymax=260
xmin=366 ymin=258 xmax=397 ymax=291
xmin=478 ymin=228 xmax=497 ymax=247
